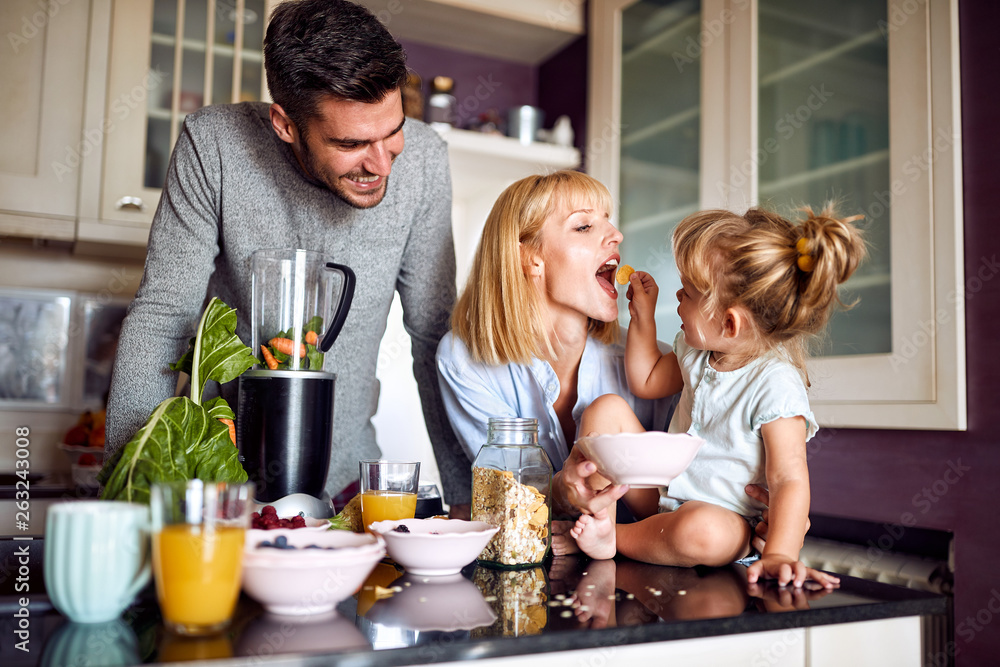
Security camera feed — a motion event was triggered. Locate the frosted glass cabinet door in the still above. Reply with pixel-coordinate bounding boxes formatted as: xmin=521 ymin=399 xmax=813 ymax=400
xmin=757 ymin=0 xmax=890 ymax=357
xmin=616 ymin=0 xmax=702 ymax=337
xmin=100 ymin=0 xmax=272 ymax=229
xmin=588 ymin=0 xmax=965 ymax=429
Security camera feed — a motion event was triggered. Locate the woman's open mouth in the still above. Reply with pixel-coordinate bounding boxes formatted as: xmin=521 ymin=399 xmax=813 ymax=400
xmin=596 ymin=259 xmax=619 ymax=298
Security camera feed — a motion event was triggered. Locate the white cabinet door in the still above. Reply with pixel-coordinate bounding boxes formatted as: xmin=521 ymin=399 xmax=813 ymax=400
xmin=78 ymin=0 xmax=274 ymax=247
xmin=588 ymin=0 xmax=965 ymax=430
xmin=0 ymin=0 xmax=90 ymax=240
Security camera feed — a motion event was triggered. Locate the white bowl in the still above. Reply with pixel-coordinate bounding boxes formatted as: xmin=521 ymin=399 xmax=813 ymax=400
xmin=575 ymin=432 xmax=705 ymax=487
xmin=365 ymin=572 xmax=497 ymax=632
xmin=246 ymin=517 xmax=332 ymax=539
xmin=253 ymin=493 xmax=334 ymax=519
xmin=368 ymin=518 xmax=498 ymax=576
xmin=242 ymin=529 xmax=385 ymax=616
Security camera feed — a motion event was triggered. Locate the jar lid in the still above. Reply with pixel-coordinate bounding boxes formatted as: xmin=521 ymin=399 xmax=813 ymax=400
xmin=431 ymin=76 xmax=454 ymax=94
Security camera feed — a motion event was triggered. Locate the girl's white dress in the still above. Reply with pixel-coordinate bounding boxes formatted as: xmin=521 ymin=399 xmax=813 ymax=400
xmin=660 ymin=334 xmax=818 ymax=518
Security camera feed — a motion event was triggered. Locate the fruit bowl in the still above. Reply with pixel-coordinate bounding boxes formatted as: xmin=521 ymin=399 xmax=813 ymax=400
xmin=575 ymin=432 xmax=705 ymax=487
xmin=250 ymin=503 xmax=333 ymax=532
xmin=241 ymin=529 xmax=385 ymax=615
xmin=58 ymin=443 xmax=105 ymax=467
xmin=368 ymin=518 xmax=498 ymax=576
xmin=253 ymin=493 xmax=333 ymax=519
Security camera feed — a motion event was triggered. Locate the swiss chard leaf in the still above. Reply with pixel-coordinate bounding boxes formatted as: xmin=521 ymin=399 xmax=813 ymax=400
xmin=101 ymin=298 xmax=253 ymax=504
xmin=303 ymin=315 xmax=324 ymax=336
xmin=169 ymin=298 xmax=257 ymax=405
xmin=98 ymin=397 xmax=247 ymax=504
xmin=305 ymin=343 xmax=324 ymax=370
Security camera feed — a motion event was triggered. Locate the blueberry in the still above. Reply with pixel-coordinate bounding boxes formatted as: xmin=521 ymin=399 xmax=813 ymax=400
xmin=392 ymin=525 xmax=410 ymax=533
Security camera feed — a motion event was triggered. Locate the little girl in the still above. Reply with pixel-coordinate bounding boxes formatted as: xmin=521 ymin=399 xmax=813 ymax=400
xmin=570 ymin=206 xmax=865 ymax=588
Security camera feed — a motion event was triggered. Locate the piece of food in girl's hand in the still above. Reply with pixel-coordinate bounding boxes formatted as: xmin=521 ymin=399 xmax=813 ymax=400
xmin=269 ymin=337 xmax=306 ymax=358
xmin=616 ymin=264 xmax=635 ymax=285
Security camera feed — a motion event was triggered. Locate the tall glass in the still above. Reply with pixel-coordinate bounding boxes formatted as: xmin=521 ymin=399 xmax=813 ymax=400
xmin=150 ymin=481 xmax=254 ymax=635
xmin=359 ymin=460 xmax=420 ymax=532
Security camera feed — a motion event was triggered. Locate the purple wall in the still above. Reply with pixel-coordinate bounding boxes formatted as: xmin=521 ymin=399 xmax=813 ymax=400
xmin=399 ymin=37 xmax=588 ymax=155
xmin=539 ymin=36 xmax=589 ymax=158
xmin=807 ymin=2 xmax=1000 ymax=664
xmin=399 ymin=39 xmax=538 ymax=131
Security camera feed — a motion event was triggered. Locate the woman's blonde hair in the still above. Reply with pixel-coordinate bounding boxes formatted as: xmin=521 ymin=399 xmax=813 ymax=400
xmin=451 ymin=170 xmax=619 ymax=365
xmin=672 ymin=205 xmax=867 ymax=383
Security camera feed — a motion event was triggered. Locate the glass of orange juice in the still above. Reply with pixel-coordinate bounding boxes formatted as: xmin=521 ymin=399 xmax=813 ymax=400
xmin=150 ymin=480 xmax=254 ymax=635
xmin=359 ymin=460 xmax=420 ymax=531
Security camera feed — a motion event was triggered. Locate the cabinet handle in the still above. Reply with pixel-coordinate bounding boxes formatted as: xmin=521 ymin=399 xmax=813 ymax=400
xmin=115 ymin=196 xmax=145 ymax=211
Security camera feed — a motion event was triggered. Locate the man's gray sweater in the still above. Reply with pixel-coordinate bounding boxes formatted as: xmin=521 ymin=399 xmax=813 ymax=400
xmin=105 ymin=102 xmax=471 ymax=503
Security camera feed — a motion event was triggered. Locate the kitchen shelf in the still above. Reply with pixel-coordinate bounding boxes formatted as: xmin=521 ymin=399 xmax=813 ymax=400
xmin=150 ymin=32 xmax=262 ymax=62
xmin=354 ymin=0 xmax=583 ymax=65
xmin=439 ymin=126 xmax=580 ymax=199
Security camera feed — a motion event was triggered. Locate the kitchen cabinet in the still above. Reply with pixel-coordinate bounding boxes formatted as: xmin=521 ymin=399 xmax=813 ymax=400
xmin=77 ymin=0 xmax=582 ymax=249
xmin=354 ymin=0 xmax=584 ymax=65
xmin=0 ymin=0 xmax=90 ymax=241
xmin=77 ymin=0 xmax=276 ymax=247
xmin=588 ymin=0 xmax=964 ymax=430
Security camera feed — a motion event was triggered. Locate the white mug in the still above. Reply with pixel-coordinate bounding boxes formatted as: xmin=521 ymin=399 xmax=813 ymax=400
xmin=44 ymin=501 xmax=151 ymax=623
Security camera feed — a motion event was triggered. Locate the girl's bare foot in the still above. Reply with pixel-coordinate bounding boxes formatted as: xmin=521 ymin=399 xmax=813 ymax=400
xmin=569 ymin=509 xmax=616 ymax=560
xmin=552 ymin=520 xmax=581 ymax=555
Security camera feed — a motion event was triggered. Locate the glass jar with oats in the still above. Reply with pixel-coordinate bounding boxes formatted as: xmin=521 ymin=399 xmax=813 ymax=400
xmin=472 ymin=418 xmax=553 ymax=568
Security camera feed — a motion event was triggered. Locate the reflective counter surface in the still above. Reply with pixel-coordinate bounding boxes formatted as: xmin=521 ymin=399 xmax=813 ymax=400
xmin=0 ymin=550 xmax=947 ymax=666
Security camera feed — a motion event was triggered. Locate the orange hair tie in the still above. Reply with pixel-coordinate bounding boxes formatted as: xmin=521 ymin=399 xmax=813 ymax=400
xmin=795 ymin=237 xmax=814 ymax=273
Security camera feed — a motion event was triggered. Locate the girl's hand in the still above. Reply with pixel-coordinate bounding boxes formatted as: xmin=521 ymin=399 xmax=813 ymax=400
xmin=746 ymin=554 xmax=840 ymax=589
xmin=626 ymin=272 xmax=658 ymax=324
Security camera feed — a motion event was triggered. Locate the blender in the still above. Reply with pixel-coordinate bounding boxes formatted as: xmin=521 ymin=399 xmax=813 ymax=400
xmin=237 ymin=248 xmax=355 ymax=502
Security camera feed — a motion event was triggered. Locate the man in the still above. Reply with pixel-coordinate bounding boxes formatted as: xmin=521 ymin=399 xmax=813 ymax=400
xmin=105 ymin=0 xmax=469 ymax=510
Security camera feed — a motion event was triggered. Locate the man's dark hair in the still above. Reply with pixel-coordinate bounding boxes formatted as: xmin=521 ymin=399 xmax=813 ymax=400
xmin=264 ymin=0 xmax=408 ymax=130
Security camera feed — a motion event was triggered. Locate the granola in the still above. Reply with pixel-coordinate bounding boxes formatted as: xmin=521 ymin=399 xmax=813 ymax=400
xmin=471 ymin=566 xmax=548 ymax=637
xmin=472 ymin=467 xmax=550 ymax=566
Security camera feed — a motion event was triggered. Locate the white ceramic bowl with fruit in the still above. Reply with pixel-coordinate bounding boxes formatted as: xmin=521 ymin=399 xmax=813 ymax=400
xmin=241 ymin=529 xmax=385 ymax=616
xmin=250 ymin=503 xmax=331 ymax=534
xmin=368 ymin=518 xmax=498 ymax=576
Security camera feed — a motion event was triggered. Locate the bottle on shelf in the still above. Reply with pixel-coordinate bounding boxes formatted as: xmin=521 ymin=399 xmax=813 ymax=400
xmin=426 ymin=76 xmax=457 ymax=130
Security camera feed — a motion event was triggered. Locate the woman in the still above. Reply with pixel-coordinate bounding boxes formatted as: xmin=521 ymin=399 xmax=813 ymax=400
xmin=436 ymin=171 xmax=777 ymax=553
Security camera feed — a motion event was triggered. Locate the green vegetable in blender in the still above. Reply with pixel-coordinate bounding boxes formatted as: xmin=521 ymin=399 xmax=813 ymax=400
xmin=262 ymin=315 xmax=325 ymax=371
xmin=98 ymin=298 xmax=258 ymax=504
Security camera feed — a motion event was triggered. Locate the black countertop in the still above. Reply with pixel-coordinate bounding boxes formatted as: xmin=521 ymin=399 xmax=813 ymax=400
xmin=0 ymin=549 xmax=948 ymax=667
